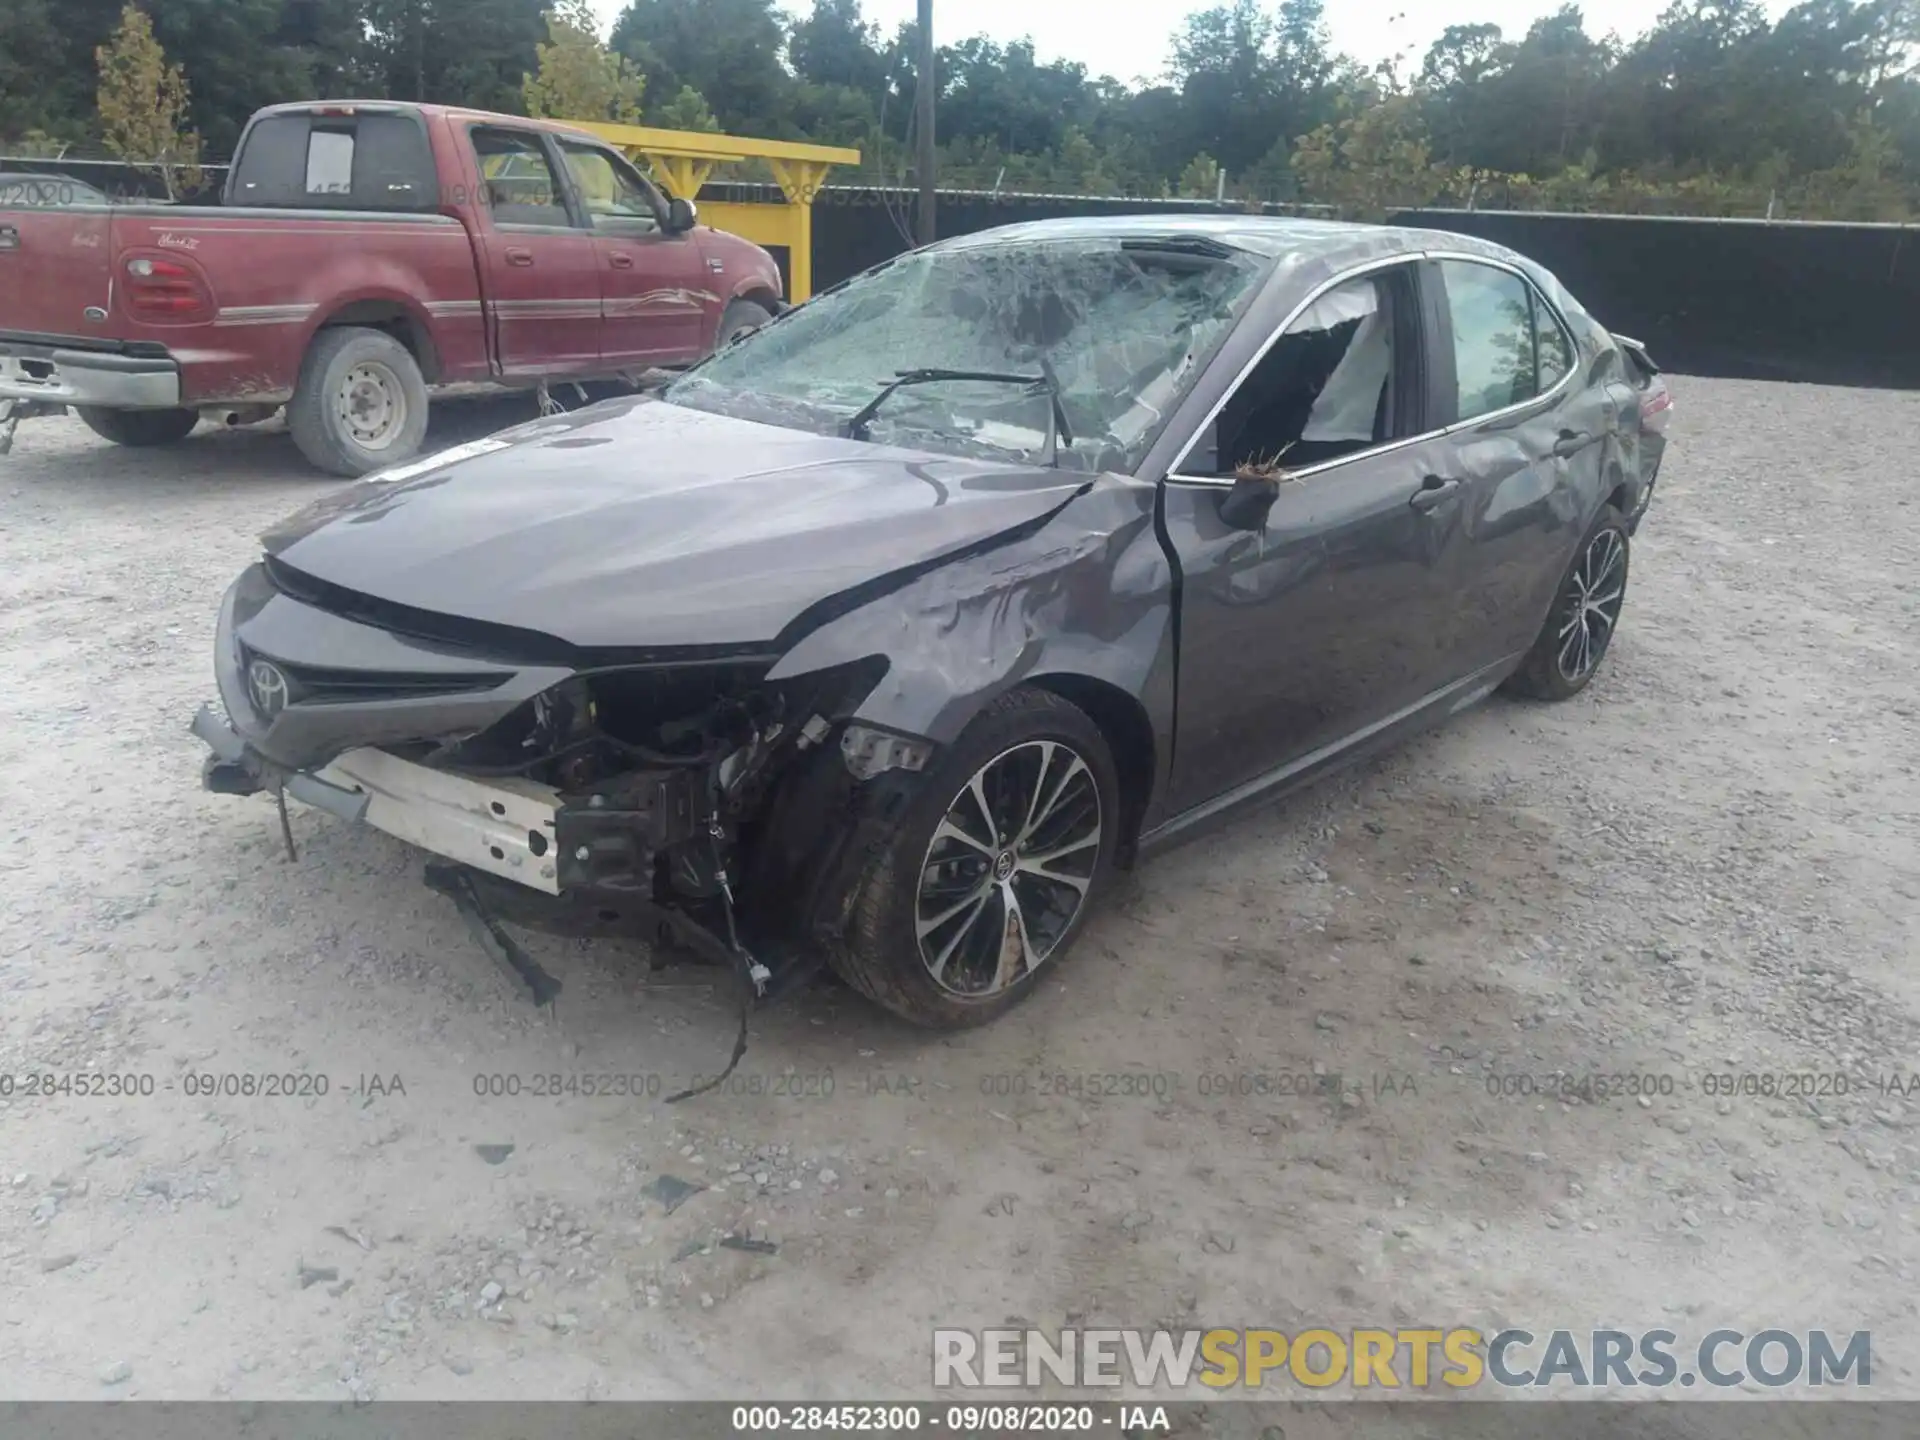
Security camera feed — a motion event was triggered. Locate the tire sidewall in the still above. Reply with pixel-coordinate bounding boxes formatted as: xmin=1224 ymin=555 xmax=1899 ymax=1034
xmin=720 ymin=299 xmax=773 ymax=345
xmin=850 ymin=693 xmax=1121 ymax=1028
xmin=292 ymin=329 xmax=429 ymax=477
xmin=1520 ymin=504 xmax=1631 ymax=700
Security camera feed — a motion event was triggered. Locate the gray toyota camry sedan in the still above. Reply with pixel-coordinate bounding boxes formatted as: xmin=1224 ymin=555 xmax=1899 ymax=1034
xmin=194 ymin=215 xmax=1661 ymax=1050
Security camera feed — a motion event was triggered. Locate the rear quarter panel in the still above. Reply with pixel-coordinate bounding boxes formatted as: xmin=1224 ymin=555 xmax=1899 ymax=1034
xmin=100 ymin=205 xmax=489 ymax=405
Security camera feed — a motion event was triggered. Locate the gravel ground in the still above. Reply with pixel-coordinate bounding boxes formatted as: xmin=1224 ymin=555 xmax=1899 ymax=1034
xmin=0 ymin=378 xmax=1917 ymax=1406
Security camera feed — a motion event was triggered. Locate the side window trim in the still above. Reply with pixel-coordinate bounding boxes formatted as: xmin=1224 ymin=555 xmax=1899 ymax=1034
xmin=1167 ymin=254 xmax=1423 ymax=487
xmin=535 ymin=131 xmax=592 ymax=230
xmin=600 ymin=144 xmax=669 ymax=226
xmin=1529 ymin=284 xmax=1577 ymax=394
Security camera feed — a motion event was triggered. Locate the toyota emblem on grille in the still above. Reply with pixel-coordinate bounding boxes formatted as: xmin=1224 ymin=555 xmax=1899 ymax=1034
xmin=247 ymin=659 xmax=290 ymax=718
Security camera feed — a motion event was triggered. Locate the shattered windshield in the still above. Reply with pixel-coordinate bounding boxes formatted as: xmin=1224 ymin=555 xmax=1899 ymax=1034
xmin=661 ymin=236 xmax=1270 ymax=472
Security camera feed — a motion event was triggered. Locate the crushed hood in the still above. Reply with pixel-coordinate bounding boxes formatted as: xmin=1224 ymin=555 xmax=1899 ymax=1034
xmin=263 ymin=396 xmax=1091 ymax=650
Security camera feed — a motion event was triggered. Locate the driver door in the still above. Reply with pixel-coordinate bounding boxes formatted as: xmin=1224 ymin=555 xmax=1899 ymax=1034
xmin=554 ymin=139 xmax=716 ymax=367
xmin=1156 ymin=261 xmax=1477 ymax=814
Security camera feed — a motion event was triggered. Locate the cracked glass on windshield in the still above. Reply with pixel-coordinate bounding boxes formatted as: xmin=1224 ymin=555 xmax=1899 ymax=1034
xmin=662 ymin=236 xmax=1269 ymax=472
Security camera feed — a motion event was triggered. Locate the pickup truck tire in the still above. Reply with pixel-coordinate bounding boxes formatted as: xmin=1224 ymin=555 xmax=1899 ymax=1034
xmin=288 ymin=327 xmax=430 ymax=477
xmin=720 ymin=299 xmax=773 ymax=344
xmin=75 ymin=407 xmax=200 ymax=448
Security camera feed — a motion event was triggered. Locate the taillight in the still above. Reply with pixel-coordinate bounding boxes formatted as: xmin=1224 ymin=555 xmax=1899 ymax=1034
xmin=124 ymin=255 xmax=211 ymax=319
xmin=1640 ymin=385 xmax=1672 ymax=434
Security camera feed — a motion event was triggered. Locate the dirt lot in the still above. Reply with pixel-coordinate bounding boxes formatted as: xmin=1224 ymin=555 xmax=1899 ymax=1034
xmin=1 ymin=377 xmax=1917 ymax=1407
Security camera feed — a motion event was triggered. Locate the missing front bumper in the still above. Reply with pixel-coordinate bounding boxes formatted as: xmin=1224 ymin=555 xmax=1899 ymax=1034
xmin=192 ymin=703 xmax=559 ymax=890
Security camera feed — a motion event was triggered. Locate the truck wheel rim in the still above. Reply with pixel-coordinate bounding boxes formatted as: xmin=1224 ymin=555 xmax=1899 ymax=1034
xmin=337 ymin=361 xmax=408 ymax=451
xmin=1556 ymin=528 xmax=1626 ymax=682
xmin=914 ymin=739 xmax=1101 ymax=997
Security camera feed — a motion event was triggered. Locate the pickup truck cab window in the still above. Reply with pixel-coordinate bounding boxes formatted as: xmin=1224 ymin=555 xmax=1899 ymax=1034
xmin=228 ymin=111 xmax=435 ymax=211
xmin=305 ymin=130 xmax=354 ymax=197
xmin=470 ymin=127 xmax=574 ymax=229
xmin=556 ymin=141 xmax=661 ymax=233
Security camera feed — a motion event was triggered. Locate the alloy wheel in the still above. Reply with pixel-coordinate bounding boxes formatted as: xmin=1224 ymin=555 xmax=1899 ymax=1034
xmin=336 ymin=360 xmax=408 ymax=450
xmin=1556 ymin=527 xmax=1627 ymax=683
xmin=914 ymin=739 xmax=1102 ymax=997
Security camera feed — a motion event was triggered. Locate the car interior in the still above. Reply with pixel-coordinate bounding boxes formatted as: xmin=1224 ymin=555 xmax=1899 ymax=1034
xmin=1197 ymin=269 xmax=1419 ymax=476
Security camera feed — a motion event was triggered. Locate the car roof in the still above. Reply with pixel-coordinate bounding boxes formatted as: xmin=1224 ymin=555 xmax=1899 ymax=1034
xmin=934 ymin=212 xmax=1517 ymax=266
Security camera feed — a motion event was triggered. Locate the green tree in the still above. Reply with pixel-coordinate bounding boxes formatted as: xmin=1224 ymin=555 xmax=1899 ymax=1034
xmin=0 ymin=0 xmax=74 ymax=140
xmin=96 ymin=3 xmax=202 ymax=199
xmin=364 ymin=0 xmax=549 ymax=116
xmin=1178 ymin=151 xmax=1222 ymax=198
xmin=788 ymin=0 xmax=888 ymax=96
xmin=523 ymin=0 xmax=645 ymax=123
xmin=652 ymin=83 xmax=719 ymax=132
xmin=1292 ymin=87 xmax=1450 ymax=219
xmin=611 ymin=0 xmax=792 ymax=133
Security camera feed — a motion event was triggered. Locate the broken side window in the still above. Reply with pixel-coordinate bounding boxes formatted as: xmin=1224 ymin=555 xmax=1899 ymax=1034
xmin=1190 ymin=267 xmax=1417 ymax=478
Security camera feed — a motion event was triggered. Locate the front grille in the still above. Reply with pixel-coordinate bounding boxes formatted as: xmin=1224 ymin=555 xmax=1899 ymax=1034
xmin=278 ymin=661 xmax=508 ymax=705
xmin=240 ymin=642 xmax=507 ymax=710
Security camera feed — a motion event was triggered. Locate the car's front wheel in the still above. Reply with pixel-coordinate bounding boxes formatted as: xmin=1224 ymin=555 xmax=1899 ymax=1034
xmin=1504 ymin=506 xmax=1630 ymax=701
xmin=719 ymin=298 xmax=773 ymax=345
xmin=829 ymin=688 xmax=1120 ymax=1029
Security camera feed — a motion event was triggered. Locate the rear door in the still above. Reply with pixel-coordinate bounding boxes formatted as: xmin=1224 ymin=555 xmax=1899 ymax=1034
xmin=466 ymin=125 xmax=601 ymax=377
xmin=552 ymin=138 xmax=715 ymax=367
xmin=0 ymin=200 xmax=112 ymax=339
xmin=1424 ymin=255 xmax=1611 ymax=674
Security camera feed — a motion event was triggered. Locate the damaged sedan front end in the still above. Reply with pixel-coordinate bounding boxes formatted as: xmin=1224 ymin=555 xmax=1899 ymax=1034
xmin=190 ymin=358 xmax=1180 ymax=1088
xmin=193 ymin=225 xmax=1267 ymax=1057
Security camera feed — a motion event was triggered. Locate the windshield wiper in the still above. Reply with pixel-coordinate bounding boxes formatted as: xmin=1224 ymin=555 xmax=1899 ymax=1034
xmin=842 ymin=367 xmax=1074 ymax=465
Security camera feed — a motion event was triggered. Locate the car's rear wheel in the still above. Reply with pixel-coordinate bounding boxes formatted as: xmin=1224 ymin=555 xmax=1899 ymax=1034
xmin=75 ymin=406 xmax=200 ymax=447
xmin=288 ymin=326 xmax=430 ymax=477
xmin=829 ymin=688 xmax=1120 ymax=1029
xmin=1504 ymin=506 xmax=1630 ymax=701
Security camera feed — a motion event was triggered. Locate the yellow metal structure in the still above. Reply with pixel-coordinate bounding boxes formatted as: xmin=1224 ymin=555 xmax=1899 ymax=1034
xmin=575 ymin=123 xmax=861 ymax=302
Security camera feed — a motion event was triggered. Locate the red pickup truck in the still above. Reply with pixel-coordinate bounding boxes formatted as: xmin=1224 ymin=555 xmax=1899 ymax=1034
xmin=0 ymin=102 xmax=787 ymax=474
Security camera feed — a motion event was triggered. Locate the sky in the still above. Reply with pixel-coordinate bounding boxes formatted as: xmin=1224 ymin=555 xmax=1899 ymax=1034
xmin=593 ymin=0 xmax=1803 ymax=87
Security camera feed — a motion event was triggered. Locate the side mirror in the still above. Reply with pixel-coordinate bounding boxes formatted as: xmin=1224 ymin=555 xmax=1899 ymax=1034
xmin=665 ymin=196 xmax=698 ymax=234
xmin=1218 ymin=472 xmax=1280 ymax=531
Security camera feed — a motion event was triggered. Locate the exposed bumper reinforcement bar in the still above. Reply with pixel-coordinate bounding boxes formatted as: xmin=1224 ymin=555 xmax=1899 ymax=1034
xmin=192 ymin=703 xmax=370 ymax=822
xmin=190 ymin=703 xmax=781 ymax=1097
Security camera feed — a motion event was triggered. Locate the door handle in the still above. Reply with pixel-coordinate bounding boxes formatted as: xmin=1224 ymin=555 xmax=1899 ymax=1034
xmin=1409 ymin=475 xmax=1460 ymax=513
xmin=1552 ymin=429 xmax=1595 ymax=457
xmin=608 ymin=252 xmax=634 ymax=269
xmin=505 ymin=247 xmax=534 ymax=266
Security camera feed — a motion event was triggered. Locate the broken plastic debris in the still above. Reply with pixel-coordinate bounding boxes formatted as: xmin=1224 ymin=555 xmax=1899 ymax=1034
xmin=641 ymin=1173 xmax=704 ymax=1214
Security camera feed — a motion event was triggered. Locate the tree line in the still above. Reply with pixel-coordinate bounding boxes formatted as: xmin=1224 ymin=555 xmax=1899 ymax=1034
xmin=4 ymin=0 xmax=1918 ymax=219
